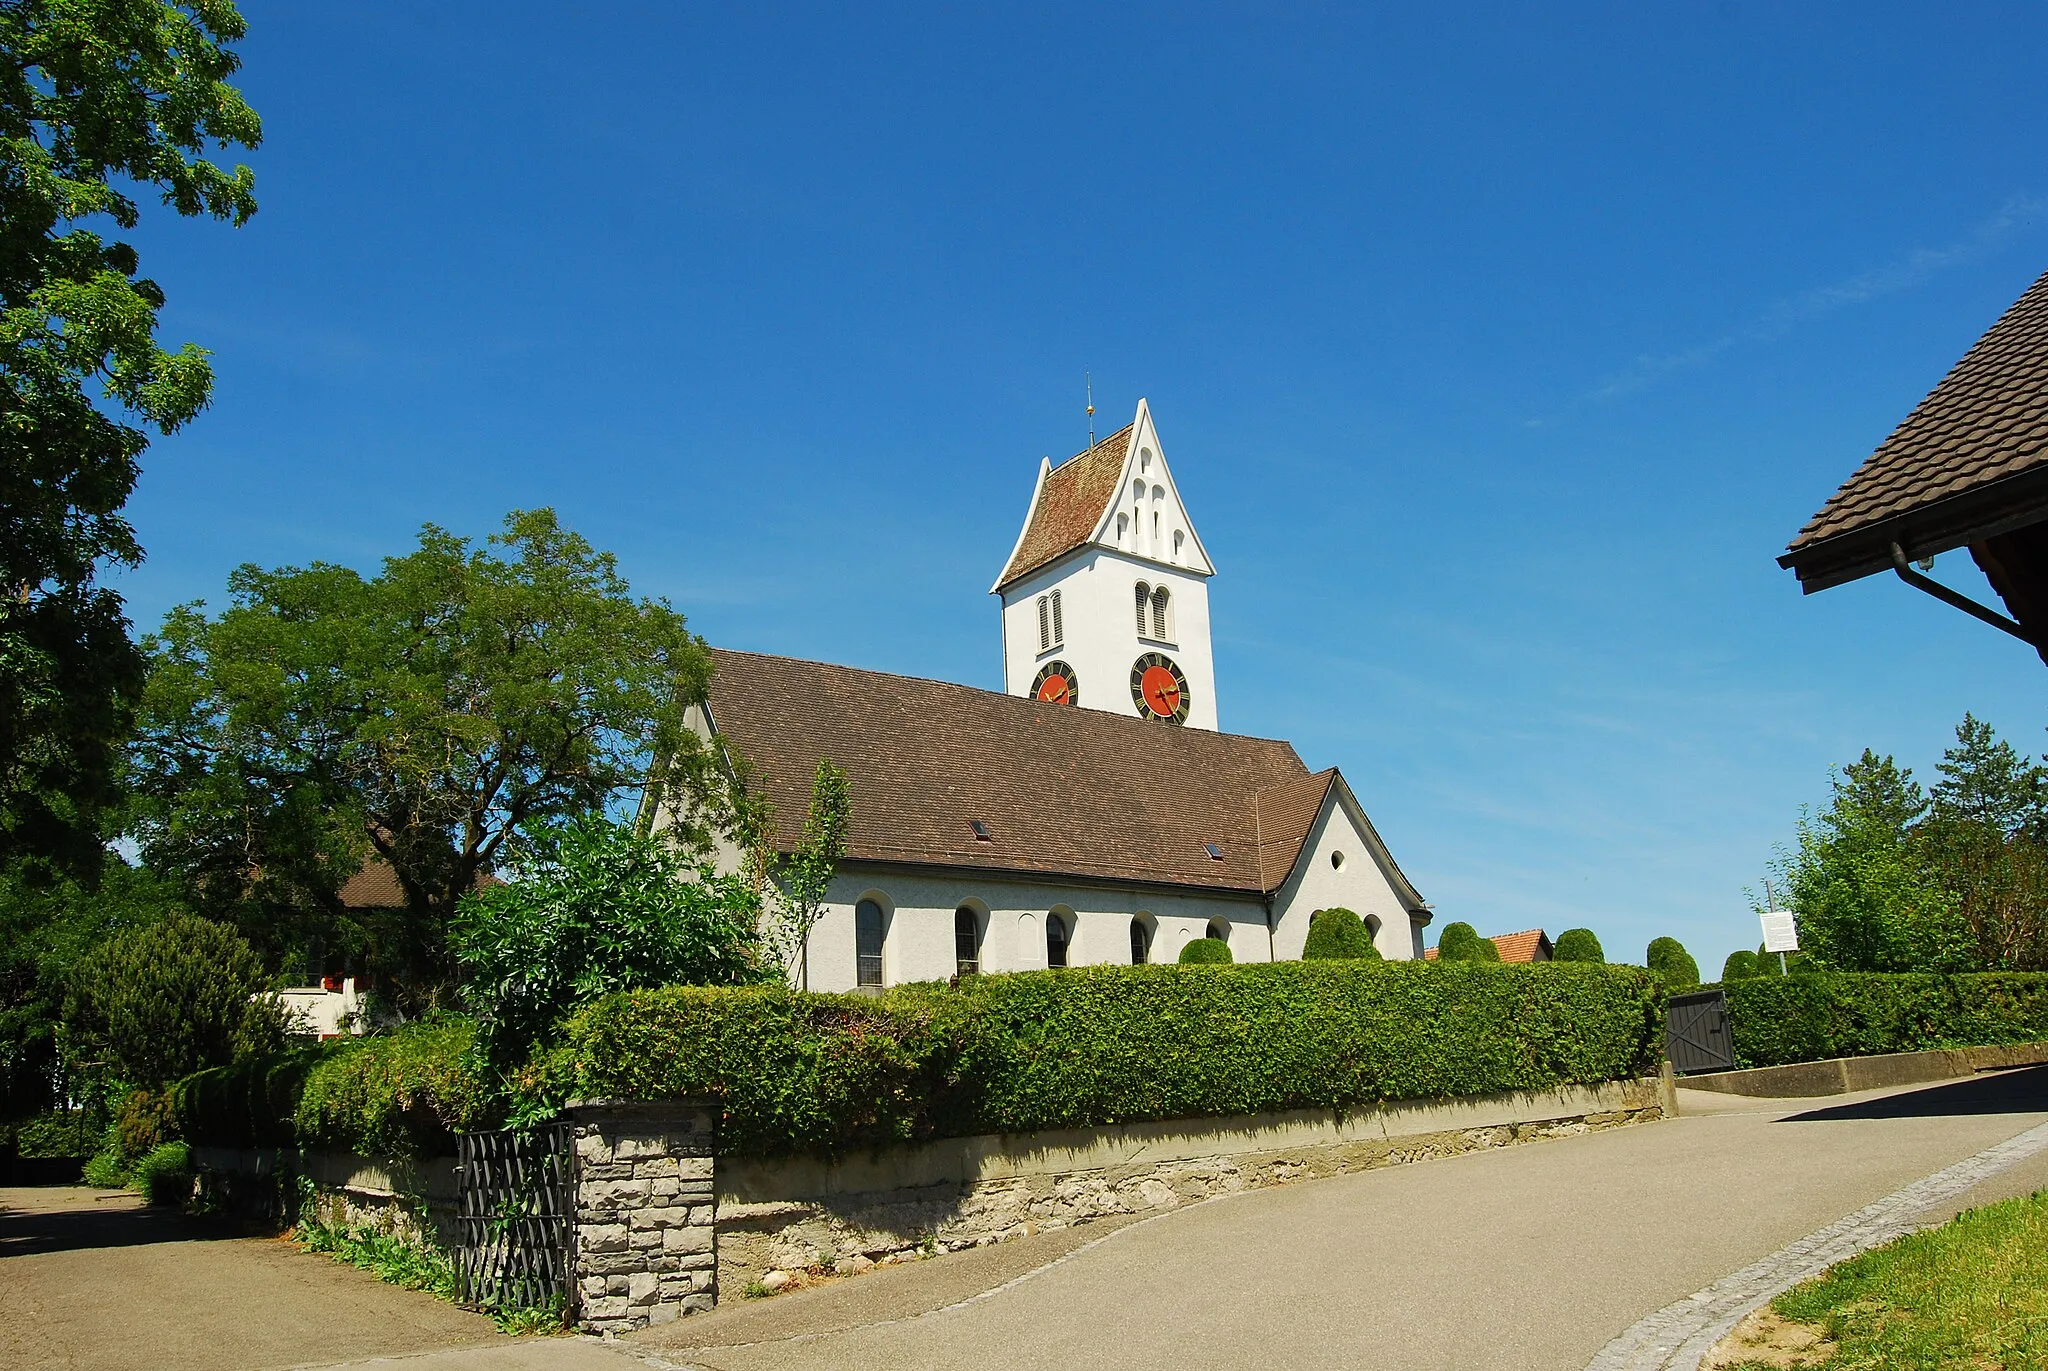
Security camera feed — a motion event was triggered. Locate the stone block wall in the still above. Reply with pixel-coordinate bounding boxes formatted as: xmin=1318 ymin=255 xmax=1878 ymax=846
xmin=567 ymin=1100 xmax=717 ymax=1334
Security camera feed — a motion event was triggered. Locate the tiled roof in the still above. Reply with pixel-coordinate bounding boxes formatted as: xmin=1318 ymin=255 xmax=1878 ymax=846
xmin=337 ymin=859 xmax=497 ymax=908
xmin=994 ymin=425 xmax=1133 ymax=591
xmin=1423 ymin=929 xmax=1550 ymax=962
xmin=1783 ymin=270 xmax=2048 ymax=588
xmin=703 ymin=647 xmax=1324 ymax=894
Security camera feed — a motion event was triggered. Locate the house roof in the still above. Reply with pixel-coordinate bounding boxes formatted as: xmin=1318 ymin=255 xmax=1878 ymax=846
xmin=337 ymin=859 xmax=498 ymax=908
xmin=994 ymin=425 xmax=1133 ymax=591
xmin=1423 ymin=929 xmax=1551 ymax=962
xmin=701 ymin=646 xmax=1352 ymax=896
xmin=1782 ymin=269 xmax=2048 ymax=592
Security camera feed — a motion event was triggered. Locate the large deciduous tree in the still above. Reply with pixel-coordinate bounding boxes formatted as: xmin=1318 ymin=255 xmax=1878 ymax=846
xmin=127 ymin=509 xmax=718 ymax=1007
xmin=0 ymin=1 xmax=259 ymax=874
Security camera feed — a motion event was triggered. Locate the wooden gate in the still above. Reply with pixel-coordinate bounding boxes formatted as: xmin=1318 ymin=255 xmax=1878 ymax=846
xmin=1666 ymin=988 xmax=1736 ymax=1075
xmin=455 ymin=1122 xmax=574 ymax=1313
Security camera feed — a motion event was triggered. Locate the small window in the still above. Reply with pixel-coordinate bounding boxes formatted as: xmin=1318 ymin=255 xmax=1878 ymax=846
xmin=955 ymin=906 xmax=981 ymax=976
xmin=1141 ymin=446 xmax=1152 ymax=473
xmin=1130 ymin=918 xmax=1151 ymax=965
xmin=1152 ymin=586 xmax=1171 ymax=640
xmin=1207 ymin=919 xmax=1230 ymax=945
xmin=1204 ymin=842 xmax=1224 ymax=861
xmin=1331 ymin=851 xmax=1347 ymax=871
xmin=1116 ymin=512 xmax=1129 ymax=543
xmin=1050 ymin=589 xmax=1063 ymax=646
xmin=1172 ymin=529 xmax=1184 ymax=563
xmin=1046 ymin=913 xmax=1070 ymax=969
xmin=970 ymin=819 xmax=991 ymax=841
xmin=1036 ymin=596 xmax=1050 ymax=653
xmin=856 ymin=899 xmax=886 ymax=988
xmin=1134 ymin=582 xmax=1150 ymax=635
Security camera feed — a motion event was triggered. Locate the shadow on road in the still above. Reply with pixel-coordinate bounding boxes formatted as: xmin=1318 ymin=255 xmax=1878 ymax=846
xmin=0 ymin=1187 xmax=236 ymax=1258
xmin=1783 ymin=1063 xmax=2048 ymax=1124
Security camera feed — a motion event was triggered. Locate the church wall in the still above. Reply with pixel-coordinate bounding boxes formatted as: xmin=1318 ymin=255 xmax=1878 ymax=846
xmin=1269 ymin=791 xmax=1424 ymax=962
xmin=1000 ymin=547 xmax=1218 ymax=731
xmin=797 ymin=865 xmax=1273 ymax=993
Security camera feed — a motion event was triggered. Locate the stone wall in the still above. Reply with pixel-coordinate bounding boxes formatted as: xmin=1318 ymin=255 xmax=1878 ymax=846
xmin=567 ymin=1100 xmax=718 ymax=1334
xmin=716 ymin=1078 xmax=1663 ymax=1293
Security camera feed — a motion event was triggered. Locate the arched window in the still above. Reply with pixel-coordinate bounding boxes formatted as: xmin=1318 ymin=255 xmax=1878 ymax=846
xmin=1129 ymin=917 xmax=1151 ymax=965
xmin=1036 ymin=596 xmax=1050 ymax=652
xmin=1050 ymin=589 xmax=1063 ymax=645
xmin=1171 ymin=529 xmax=1184 ymax=563
xmin=1134 ymin=582 xmax=1150 ymax=636
xmin=1141 ymin=446 xmax=1152 ymax=474
xmin=954 ymin=906 xmax=981 ymax=976
xmin=1151 ymin=587 xmax=1171 ymax=640
xmin=1046 ymin=912 xmax=1070 ymax=969
xmin=1116 ymin=512 xmax=1129 ymax=544
xmin=855 ymin=899 xmax=886 ymax=988
xmin=1364 ymin=913 xmax=1383 ymax=945
xmin=1206 ymin=918 xmax=1230 ymax=946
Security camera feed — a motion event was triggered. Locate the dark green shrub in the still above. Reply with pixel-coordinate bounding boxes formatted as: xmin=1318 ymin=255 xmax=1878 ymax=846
xmin=1646 ymin=937 xmax=1700 ymax=990
xmin=134 ymin=1141 xmax=193 ymax=1207
xmin=67 ymin=910 xmax=276 ymax=1088
xmin=1726 ymin=972 xmax=2048 ymax=1068
xmin=294 ymin=1021 xmax=490 ymax=1159
xmin=1178 ymin=937 xmax=1233 ymax=965
xmin=115 ymin=1088 xmax=179 ymax=1157
xmin=1553 ymin=929 xmax=1605 ymax=963
xmin=1302 ymin=908 xmax=1381 ymax=960
xmin=173 ymin=1047 xmax=328 ymax=1149
xmin=523 ymin=961 xmax=1663 ymax=1157
xmin=1721 ymin=949 xmax=1760 ymax=982
xmin=1434 ymin=922 xmax=1495 ymax=962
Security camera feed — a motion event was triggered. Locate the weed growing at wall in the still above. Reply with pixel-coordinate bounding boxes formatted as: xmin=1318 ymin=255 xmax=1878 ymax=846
xmin=1725 ymin=971 xmax=2048 ymax=1068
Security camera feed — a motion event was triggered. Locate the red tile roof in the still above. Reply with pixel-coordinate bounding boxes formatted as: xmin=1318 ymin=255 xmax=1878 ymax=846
xmin=703 ymin=646 xmax=1326 ymax=894
xmin=1423 ymin=929 xmax=1551 ymax=962
xmin=994 ymin=425 xmax=1133 ymax=591
xmin=1783 ymin=269 xmax=2048 ymax=590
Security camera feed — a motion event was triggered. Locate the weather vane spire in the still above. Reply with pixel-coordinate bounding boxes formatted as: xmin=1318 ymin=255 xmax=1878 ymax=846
xmin=1085 ymin=370 xmax=1096 ymax=451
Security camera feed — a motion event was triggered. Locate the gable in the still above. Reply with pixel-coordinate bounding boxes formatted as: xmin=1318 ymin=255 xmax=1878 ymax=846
xmin=993 ymin=426 xmax=1133 ymax=592
xmin=1090 ymin=398 xmax=1216 ymax=578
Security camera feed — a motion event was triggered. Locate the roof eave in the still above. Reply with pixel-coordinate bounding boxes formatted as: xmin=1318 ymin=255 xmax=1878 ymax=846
xmin=1781 ymin=465 xmax=2048 ymax=593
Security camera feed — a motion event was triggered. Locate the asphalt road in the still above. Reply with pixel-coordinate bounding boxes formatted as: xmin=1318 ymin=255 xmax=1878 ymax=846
xmin=632 ymin=1066 xmax=2048 ymax=1371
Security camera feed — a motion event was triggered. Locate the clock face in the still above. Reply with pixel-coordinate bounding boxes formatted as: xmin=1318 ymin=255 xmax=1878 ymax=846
xmin=1032 ymin=660 xmax=1079 ymax=706
xmin=1130 ymin=652 xmax=1191 ymax=724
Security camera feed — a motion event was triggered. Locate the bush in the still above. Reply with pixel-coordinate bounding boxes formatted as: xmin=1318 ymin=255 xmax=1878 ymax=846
xmin=1721 ymin=949 xmax=1760 ymax=982
xmin=1553 ymin=929 xmax=1605 ymax=963
xmin=1435 ymin=923 xmax=1498 ymax=962
xmin=1302 ymin=908 xmax=1381 ymax=960
xmin=173 ymin=1047 xmax=329 ymax=1149
xmin=521 ymin=961 xmax=1664 ymax=1158
xmin=294 ymin=1021 xmax=491 ymax=1158
xmin=1646 ymin=937 xmax=1700 ymax=990
xmin=134 ymin=1141 xmax=193 ymax=1207
xmin=67 ymin=910 xmax=276 ymax=1087
xmin=1178 ymin=937 xmax=1233 ymax=965
xmin=115 ymin=1088 xmax=179 ymax=1157
xmin=1726 ymin=971 xmax=2048 ymax=1068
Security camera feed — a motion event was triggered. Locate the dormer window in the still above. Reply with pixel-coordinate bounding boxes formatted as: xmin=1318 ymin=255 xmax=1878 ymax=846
xmin=970 ymin=819 xmax=991 ymax=841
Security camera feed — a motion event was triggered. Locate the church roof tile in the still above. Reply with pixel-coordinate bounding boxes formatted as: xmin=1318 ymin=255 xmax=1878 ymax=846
xmin=994 ymin=425 xmax=1133 ymax=591
xmin=703 ymin=646 xmax=1324 ymax=894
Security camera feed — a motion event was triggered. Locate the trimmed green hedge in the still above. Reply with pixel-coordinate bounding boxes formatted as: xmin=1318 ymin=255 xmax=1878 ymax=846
xmin=174 ymin=1049 xmax=326 ymax=1149
xmin=522 ymin=960 xmax=1663 ymax=1157
xmin=1726 ymin=972 xmax=2048 ymax=1069
xmin=1178 ymin=937 xmax=1233 ymax=965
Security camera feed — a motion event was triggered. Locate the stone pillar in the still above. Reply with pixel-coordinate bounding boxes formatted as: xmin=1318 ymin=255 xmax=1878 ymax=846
xmin=566 ymin=1099 xmax=717 ymax=1333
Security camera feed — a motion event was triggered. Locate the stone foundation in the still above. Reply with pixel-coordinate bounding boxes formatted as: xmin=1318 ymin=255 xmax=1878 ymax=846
xmin=567 ymin=1099 xmax=718 ymax=1334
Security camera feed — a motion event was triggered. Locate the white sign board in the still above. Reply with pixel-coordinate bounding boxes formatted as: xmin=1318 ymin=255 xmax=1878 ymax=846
xmin=1760 ymin=911 xmax=1799 ymax=954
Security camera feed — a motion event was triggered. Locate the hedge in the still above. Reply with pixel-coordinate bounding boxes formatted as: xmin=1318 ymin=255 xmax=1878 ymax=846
xmin=1725 ymin=972 xmax=2048 ymax=1069
xmin=521 ymin=960 xmax=1663 ymax=1157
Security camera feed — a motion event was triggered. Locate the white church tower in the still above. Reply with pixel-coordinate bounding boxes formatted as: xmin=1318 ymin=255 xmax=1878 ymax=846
xmin=991 ymin=398 xmax=1220 ymax=731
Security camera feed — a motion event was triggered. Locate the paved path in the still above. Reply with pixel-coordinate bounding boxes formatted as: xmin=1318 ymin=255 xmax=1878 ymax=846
xmin=627 ymin=1065 xmax=2048 ymax=1371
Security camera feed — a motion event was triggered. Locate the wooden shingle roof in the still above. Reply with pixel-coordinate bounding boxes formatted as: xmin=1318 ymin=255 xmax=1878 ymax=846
xmin=703 ymin=647 xmax=1328 ymax=894
xmin=993 ymin=425 xmax=1133 ymax=591
xmin=1782 ymin=270 xmax=2048 ymax=591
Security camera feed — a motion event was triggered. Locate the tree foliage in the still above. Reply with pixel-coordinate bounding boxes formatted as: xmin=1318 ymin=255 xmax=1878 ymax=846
xmin=0 ymin=0 xmax=259 ymax=874
xmin=1645 ymin=936 xmax=1699 ymax=990
xmin=751 ymin=760 xmax=852 ymax=989
xmin=1552 ymin=928 xmax=1604 ymax=963
xmin=1720 ymin=949 xmax=1759 ymax=982
xmin=66 ymin=908 xmax=276 ymax=1087
xmin=1302 ymin=907 xmax=1381 ymax=960
xmin=127 ymin=509 xmax=717 ymax=1006
xmin=454 ymin=814 xmax=771 ymax=1073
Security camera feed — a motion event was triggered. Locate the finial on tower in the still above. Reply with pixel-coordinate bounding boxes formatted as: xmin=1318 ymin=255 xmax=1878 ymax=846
xmin=1085 ymin=371 xmax=1096 ymax=451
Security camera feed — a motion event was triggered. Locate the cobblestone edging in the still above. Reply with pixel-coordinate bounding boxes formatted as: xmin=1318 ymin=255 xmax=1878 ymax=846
xmin=718 ymin=1081 xmax=1664 ymax=1292
xmin=1584 ymin=1117 xmax=2048 ymax=1371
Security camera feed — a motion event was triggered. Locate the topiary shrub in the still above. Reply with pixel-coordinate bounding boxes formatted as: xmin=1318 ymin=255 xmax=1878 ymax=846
xmin=1435 ymin=922 xmax=1486 ymax=962
xmin=1720 ymin=949 xmax=1760 ymax=982
xmin=1302 ymin=908 xmax=1381 ymax=960
xmin=1646 ymin=937 xmax=1701 ymax=990
xmin=1178 ymin=937 xmax=1233 ymax=965
xmin=1553 ymin=929 xmax=1604 ymax=963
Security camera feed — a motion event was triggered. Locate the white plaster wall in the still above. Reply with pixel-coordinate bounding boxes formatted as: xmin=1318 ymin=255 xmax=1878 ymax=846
xmin=1000 ymin=548 xmax=1219 ymax=732
xmin=796 ymin=867 xmax=1272 ymax=992
xmin=1270 ymin=791 xmax=1423 ymax=962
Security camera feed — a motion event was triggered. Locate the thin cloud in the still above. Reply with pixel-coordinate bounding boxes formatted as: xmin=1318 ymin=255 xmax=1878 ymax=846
xmin=1578 ymin=193 xmax=2046 ymax=406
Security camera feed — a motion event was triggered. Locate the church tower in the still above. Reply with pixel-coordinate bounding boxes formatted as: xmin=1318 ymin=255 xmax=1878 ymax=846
xmin=991 ymin=398 xmax=1220 ymax=731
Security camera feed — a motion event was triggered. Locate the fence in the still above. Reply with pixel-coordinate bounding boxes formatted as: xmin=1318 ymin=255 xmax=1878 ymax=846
xmin=454 ymin=1122 xmax=574 ymax=1313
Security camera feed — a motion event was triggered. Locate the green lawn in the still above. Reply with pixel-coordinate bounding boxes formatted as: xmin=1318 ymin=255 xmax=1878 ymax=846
xmin=1726 ymin=1188 xmax=2048 ymax=1369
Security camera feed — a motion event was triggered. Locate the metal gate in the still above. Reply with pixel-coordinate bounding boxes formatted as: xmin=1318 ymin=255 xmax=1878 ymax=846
xmin=1666 ymin=988 xmax=1736 ymax=1075
xmin=455 ymin=1122 xmax=574 ymax=1312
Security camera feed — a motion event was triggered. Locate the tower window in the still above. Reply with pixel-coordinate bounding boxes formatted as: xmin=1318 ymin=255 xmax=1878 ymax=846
xmin=1152 ymin=586 xmax=1171 ymax=640
xmin=1051 ymin=589 xmax=1063 ymax=646
xmin=1116 ymin=512 xmax=1128 ymax=544
xmin=1172 ymin=529 xmax=1184 ymax=563
xmin=856 ymin=899 xmax=886 ymax=988
xmin=1141 ymin=447 xmax=1152 ymax=473
xmin=1037 ymin=596 xmax=1049 ymax=652
xmin=1134 ymin=582 xmax=1150 ymax=636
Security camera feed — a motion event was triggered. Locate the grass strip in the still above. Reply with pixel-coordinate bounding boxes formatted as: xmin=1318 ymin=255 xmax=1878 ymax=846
xmin=290 ymin=1216 xmax=565 ymax=1336
xmin=1727 ymin=1188 xmax=2048 ymax=1369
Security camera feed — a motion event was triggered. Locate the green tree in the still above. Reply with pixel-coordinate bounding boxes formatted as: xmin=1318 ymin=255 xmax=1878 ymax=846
xmin=1178 ymin=936 xmax=1232 ymax=965
xmin=1645 ymin=936 xmax=1699 ymax=990
xmin=1719 ymin=949 xmax=1759 ymax=981
xmin=454 ymin=814 xmax=770 ymax=1072
xmin=127 ymin=510 xmax=718 ymax=1006
xmin=1930 ymin=714 xmax=2048 ymax=838
xmin=0 ymin=1 xmax=260 ymax=875
xmin=1301 ymin=907 xmax=1381 ymax=960
xmin=1434 ymin=922 xmax=1498 ymax=962
xmin=751 ymin=760 xmax=852 ymax=990
xmin=1552 ymin=928 xmax=1604 ymax=963
xmin=67 ymin=908 xmax=275 ymax=1088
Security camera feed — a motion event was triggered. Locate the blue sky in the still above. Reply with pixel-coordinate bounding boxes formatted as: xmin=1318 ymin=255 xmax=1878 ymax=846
xmin=121 ymin=3 xmax=2048 ymax=971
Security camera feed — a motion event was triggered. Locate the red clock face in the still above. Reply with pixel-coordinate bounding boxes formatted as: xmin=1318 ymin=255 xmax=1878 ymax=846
xmin=1032 ymin=660 xmax=1079 ymax=706
xmin=1129 ymin=653 xmax=1191 ymax=724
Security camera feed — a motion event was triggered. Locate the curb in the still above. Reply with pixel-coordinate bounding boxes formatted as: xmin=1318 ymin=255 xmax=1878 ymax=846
xmin=1677 ymin=1041 xmax=2048 ymax=1099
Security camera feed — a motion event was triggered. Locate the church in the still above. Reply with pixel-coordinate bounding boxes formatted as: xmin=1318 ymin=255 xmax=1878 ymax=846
xmin=678 ymin=399 xmax=1431 ymax=990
